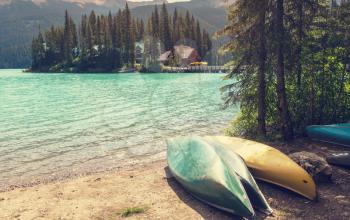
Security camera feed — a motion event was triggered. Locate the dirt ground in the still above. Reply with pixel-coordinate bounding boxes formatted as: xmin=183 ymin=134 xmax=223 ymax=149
xmin=1 ymin=138 xmax=350 ymax=220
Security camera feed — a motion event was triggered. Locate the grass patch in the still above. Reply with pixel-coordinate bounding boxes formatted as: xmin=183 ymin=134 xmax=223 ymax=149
xmin=120 ymin=206 xmax=146 ymax=218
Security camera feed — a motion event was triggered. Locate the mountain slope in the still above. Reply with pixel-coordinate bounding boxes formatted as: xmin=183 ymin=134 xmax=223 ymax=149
xmin=0 ymin=0 xmax=114 ymax=68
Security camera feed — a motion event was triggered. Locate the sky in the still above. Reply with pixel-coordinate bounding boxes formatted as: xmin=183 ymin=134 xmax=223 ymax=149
xmin=128 ymin=0 xmax=191 ymax=2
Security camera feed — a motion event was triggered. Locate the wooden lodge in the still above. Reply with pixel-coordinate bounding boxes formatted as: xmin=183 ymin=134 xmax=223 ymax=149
xmin=158 ymin=44 xmax=230 ymax=73
xmin=159 ymin=45 xmax=201 ymax=66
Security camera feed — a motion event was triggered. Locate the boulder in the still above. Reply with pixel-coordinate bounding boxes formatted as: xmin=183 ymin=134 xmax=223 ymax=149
xmin=289 ymin=151 xmax=332 ymax=183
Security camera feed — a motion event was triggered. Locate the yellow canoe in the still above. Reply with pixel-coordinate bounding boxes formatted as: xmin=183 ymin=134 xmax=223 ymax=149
xmin=203 ymin=136 xmax=317 ymax=200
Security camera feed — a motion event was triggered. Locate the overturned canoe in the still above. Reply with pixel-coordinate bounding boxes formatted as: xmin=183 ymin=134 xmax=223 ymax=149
xmin=306 ymin=124 xmax=350 ymax=147
xmin=327 ymin=152 xmax=350 ymax=168
xmin=204 ymin=138 xmax=273 ymax=215
xmin=203 ymin=136 xmax=317 ymax=200
xmin=334 ymin=123 xmax=350 ymax=127
xmin=167 ymin=137 xmax=272 ymax=217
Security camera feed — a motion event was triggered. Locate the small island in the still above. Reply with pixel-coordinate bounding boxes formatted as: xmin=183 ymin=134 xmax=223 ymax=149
xmin=30 ymin=3 xmax=214 ymax=73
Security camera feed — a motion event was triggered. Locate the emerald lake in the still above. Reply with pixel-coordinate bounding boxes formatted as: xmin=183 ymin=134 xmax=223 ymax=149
xmin=0 ymin=69 xmax=238 ymax=189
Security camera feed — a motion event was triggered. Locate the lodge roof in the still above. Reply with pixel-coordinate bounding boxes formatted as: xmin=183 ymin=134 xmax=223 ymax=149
xmin=158 ymin=45 xmax=197 ymax=62
xmin=174 ymin=45 xmax=196 ymax=60
xmin=158 ymin=51 xmax=172 ymax=62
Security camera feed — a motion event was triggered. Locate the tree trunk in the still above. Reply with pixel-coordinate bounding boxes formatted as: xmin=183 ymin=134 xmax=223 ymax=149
xmin=257 ymin=2 xmax=267 ymax=137
xmin=276 ymin=0 xmax=293 ymax=140
xmin=296 ymin=0 xmax=303 ymax=90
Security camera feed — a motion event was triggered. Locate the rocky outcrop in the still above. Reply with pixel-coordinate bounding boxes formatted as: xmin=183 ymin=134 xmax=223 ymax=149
xmin=289 ymin=151 xmax=332 ymax=183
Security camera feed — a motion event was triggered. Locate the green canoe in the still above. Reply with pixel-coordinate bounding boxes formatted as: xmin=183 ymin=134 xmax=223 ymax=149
xmin=306 ymin=124 xmax=350 ymax=147
xmin=167 ymin=137 xmax=272 ymax=218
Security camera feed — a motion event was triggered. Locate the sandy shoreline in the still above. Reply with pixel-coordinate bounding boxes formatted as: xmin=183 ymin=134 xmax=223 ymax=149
xmin=1 ymin=159 xmax=238 ymax=220
xmin=1 ymin=139 xmax=350 ymax=220
xmin=0 ymin=151 xmax=168 ymax=193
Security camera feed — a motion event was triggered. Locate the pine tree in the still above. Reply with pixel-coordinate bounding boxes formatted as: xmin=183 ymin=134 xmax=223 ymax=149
xmin=96 ymin=16 xmax=102 ymax=52
xmin=71 ymin=17 xmax=78 ymax=51
xmin=152 ymin=5 xmax=160 ymax=38
xmin=217 ymin=0 xmax=271 ymax=137
xmin=255 ymin=0 xmax=268 ymax=136
xmin=113 ymin=10 xmax=122 ymax=68
xmin=130 ymin=17 xmax=136 ymax=66
xmin=139 ymin=19 xmax=145 ymax=42
xmin=172 ymin=9 xmax=179 ymax=44
xmin=63 ymin=10 xmax=73 ymax=64
xmin=146 ymin=17 xmax=153 ymax=36
xmin=201 ymin=30 xmax=212 ymax=61
xmin=190 ymin=15 xmax=196 ymax=41
xmin=184 ymin=11 xmax=191 ymax=40
xmin=195 ymin=21 xmax=202 ymax=57
xmin=88 ymin=10 xmax=97 ymax=40
xmin=115 ymin=9 xmax=123 ymax=68
xmin=86 ymin=23 xmax=93 ymax=55
xmin=275 ymin=0 xmax=293 ymax=140
xmin=160 ymin=3 xmax=172 ymax=51
xmin=80 ymin=15 xmax=88 ymax=58
xmin=143 ymin=15 xmax=161 ymax=72
xmin=121 ymin=2 xmax=133 ymax=66
xmin=176 ymin=15 xmax=185 ymax=44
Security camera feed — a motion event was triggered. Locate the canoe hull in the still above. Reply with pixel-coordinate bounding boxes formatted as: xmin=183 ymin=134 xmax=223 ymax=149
xmin=327 ymin=152 xmax=350 ymax=168
xmin=167 ymin=137 xmax=255 ymax=218
xmin=168 ymin=137 xmax=272 ymax=217
xmin=203 ymin=139 xmax=273 ymax=214
xmin=203 ymin=136 xmax=317 ymax=200
xmin=306 ymin=124 xmax=350 ymax=147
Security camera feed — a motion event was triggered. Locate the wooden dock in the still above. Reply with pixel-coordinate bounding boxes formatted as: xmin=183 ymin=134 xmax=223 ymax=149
xmin=163 ymin=66 xmax=231 ymax=73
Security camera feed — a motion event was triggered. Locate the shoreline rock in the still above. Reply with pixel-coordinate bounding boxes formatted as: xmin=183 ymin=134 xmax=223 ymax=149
xmin=289 ymin=151 xmax=332 ymax=183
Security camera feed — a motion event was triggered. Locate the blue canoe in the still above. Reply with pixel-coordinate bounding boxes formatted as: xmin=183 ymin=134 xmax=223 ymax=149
xmin=306 ymin=123 xmax=350 ymax=147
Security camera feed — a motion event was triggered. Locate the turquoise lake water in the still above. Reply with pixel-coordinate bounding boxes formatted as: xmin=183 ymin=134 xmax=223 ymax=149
xmin=0 ymin=69 xmax=238 ymax=188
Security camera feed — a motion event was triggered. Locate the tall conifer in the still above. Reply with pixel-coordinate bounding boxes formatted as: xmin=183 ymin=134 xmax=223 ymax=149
xmin=160 ymin=3 xmax=172 ymax=51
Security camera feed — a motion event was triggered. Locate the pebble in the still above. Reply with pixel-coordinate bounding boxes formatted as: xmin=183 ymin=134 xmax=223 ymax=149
xmin=94 ymin=178 xmax=102 ymax=182
xmin=335 ymin=195 xmax=346 ymax=200
xmin=339 ymin=200 xmax=349 ymax=205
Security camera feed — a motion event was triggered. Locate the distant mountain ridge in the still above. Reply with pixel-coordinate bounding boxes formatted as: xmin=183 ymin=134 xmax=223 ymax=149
xmin=0 ymin=0 xmax=187 ymax=8
xmin=0 ymin=0 xmax=228 ymax=68
xmin=0 ymin=0 xmax=231 ymax=7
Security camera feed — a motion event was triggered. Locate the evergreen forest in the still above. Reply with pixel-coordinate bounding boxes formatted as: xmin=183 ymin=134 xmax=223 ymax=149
xmin=221 ymin=0 xmax=350 ymax=140
xmin=31 ymin=3 xmax=212 ymax=72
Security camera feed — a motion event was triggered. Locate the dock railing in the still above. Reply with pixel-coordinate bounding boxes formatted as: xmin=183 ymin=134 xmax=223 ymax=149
xmin=163 ymin=66 xmax=231 ymax=73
